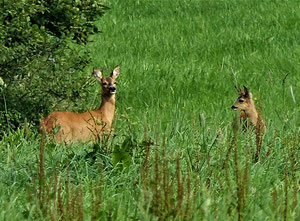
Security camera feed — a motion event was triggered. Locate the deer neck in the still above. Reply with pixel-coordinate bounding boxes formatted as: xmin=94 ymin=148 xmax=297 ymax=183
xmin=96 ymin=93 xmax=116 ymax=123
xmin=244 ymin=101 xmax=259 ymax=126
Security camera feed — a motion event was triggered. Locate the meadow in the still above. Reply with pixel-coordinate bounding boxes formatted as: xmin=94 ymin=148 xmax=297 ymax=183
xmin=0 ymin=0 xmax=299 ymax=220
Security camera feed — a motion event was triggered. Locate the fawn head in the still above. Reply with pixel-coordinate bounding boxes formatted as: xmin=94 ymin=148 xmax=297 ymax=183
xmin=231 ymin=86 xmax=254 ymax=111
xmin=94 ymin=65 xmax=120 ymax=95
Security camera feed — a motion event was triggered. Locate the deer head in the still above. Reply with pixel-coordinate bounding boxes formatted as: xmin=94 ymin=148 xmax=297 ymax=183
xmin=231 ymin=86 xmax=254 ymax=111
xmin=94 ymin=65 xmax=120 ymax=96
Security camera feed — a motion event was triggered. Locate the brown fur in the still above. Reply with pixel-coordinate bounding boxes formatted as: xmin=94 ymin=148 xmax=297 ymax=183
xmin=40 ymin=65 xmax=120 ymax=143
xmin=231 ymin=86 xmax=266 ymax=132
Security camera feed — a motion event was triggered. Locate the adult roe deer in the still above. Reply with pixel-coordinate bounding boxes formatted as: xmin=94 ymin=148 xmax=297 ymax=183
xmin=40 ymin=65 xmax=120 ymax=143
xmin=231 ymin=86 xmax=266 ymax=133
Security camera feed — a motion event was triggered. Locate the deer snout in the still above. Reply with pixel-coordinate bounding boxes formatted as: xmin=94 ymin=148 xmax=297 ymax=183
xmin=109 ymin=86 xmax=116 ymax=94
xmin=231 ymin=105 xmax=238 ymax=110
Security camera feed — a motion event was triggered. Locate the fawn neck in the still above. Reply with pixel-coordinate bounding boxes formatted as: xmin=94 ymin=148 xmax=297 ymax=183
xmin=244 ymin=100 xmax=259 ymax=126
xmin=96 ymin=93 xmax=116 ymax=123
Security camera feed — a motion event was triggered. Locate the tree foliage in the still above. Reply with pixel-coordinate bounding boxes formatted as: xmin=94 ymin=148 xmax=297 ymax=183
xmin=0 ymin=0 xmax=108 ymax=135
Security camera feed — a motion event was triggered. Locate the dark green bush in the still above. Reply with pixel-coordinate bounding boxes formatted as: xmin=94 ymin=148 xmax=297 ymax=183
xmin=0 ymin=0 xmax=108 ymax=136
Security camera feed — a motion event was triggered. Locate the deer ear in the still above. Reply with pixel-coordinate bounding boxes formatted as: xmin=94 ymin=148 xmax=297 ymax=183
xmin=243 ymin=85 xmax=250 ymax=98
xmin=235 ymin=86 xmax=242 ymax=94
xmin=111 ymin=65 xmax=120 ymax=79
xmin=248 ymin=92 xmax=253 ymax=99
xmin=93 ymin=67 xmax=103 ymax=81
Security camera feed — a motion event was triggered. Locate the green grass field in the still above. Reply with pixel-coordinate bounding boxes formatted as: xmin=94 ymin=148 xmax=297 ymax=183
xmin=1 ymin=0 xmax=299 ymax=220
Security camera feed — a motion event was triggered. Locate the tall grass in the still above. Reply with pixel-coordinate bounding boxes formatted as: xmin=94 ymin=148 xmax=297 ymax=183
xmin=0 ymin=0 xmax=299 ymax=220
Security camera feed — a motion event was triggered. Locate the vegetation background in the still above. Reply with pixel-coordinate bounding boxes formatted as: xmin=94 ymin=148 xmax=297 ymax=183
xmin=0 ymin=0 xmax=299 ymax=220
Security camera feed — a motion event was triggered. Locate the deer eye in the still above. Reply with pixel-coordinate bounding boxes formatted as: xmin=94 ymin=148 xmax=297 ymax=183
xmin=102 ymin=82 xmax=108 ymax=86
xmin=114 ymin=81 xmax=117 ymax=85
xmin=239 ymin=99 xmax=244 ymax=103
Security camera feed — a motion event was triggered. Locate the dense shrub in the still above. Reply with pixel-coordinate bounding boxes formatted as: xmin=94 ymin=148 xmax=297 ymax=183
xmin=0 ymin=0 xmax=108 ymax=136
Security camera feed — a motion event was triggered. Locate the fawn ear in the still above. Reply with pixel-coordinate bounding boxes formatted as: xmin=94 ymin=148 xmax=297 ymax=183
xmin=235 ymin=86 xmax=242 ymax=94
xmin=111 ymin=65 xmax=120 ymax=79
xmin=248 ymin=92 xmax=253 ymax=99
xmin=243 ymin=86 xmax=252 ymax=98
xmin=93 ymin=67 xmax=103 ymax=81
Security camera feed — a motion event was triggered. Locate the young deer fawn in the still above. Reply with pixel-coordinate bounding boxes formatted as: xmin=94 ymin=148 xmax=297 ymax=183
xmin=40 ymin=65 xmax=120 ymax=143
xmin=231 ymin=86 xmax=266 ymax=132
